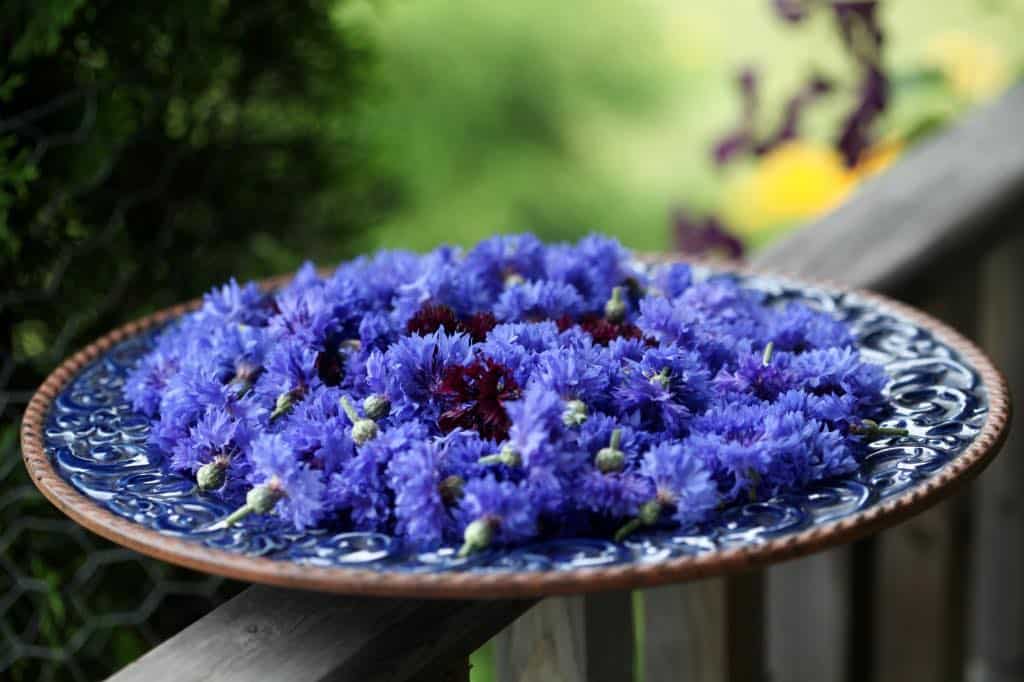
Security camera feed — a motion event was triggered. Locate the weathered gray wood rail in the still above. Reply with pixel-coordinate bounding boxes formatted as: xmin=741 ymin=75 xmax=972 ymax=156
xmin=107 ymin=84 xmax=1024 ymax=682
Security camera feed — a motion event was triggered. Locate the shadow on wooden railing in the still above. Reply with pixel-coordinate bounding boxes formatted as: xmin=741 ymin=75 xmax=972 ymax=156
xmin=108 ymin=84 xmax=1024 ymax=682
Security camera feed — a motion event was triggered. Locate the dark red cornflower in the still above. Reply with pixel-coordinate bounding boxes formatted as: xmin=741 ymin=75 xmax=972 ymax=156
xmin=461 ymin=311 xmax=498 ymax=342
xmin=436 ymin=358 xmax=521 ymax=441
xmin=314 ymin=348 xmax=344 ymax=386
xmin=408 ymin=303 xmax=498 ymax=342
xmin=407 ymin=303 xmax=460 ymax=336
xmin=557 ymin=314 xmax=645 ymax=346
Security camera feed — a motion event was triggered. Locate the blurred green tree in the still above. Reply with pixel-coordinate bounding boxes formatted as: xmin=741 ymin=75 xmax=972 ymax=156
xmin=1 ymin=2 xmax=377 ymax=679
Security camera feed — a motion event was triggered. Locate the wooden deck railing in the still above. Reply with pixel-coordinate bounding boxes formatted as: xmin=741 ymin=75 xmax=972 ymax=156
xmin=107 ymin=84 xmax=1024 ymax=682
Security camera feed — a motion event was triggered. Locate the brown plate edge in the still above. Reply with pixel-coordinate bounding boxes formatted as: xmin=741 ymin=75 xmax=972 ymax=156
xmin=19 ymin=259 xmax=1013 ymax=599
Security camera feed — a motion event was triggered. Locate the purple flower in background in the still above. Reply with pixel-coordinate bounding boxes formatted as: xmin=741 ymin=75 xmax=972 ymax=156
xmin=713 ymin=67 xmax=760 ymax=165
xmin=717 ymin=1 xmax=886 ymax=168
xmin=713 ymin=68 xmax=833 ymax=166
xmin=774 ymin=0 xmax=809 ymax=22
xmin=673 ymin=211 xmax=745 ymax=261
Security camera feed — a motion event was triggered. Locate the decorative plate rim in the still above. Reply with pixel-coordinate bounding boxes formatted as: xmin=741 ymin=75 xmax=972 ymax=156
xmin=20 ymin=258 xmax=1012 ymax=599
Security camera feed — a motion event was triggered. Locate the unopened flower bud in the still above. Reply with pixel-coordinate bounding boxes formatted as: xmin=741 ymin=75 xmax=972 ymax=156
xmin=341 ymin=395 xmax=380 ymax=445
xmin=363 ymin=394 xmax=391 ymax=420
xmin=197 ymin=459 xmax=227 ymax=491
xmin=604 ymin=286 xmax=627 ymax=323
xmin=649 ymin=368 xmax=671 ymax=389
xmin=562 ymin=399 xmax=588 ymax=427
xmin=504 ymin=272 xmax=525 ymax=287
xmin=478 ymin=445 xmax=521 ymax=467
xmin=595 ymin=428 xmax=625 ymax=473
xmin=458 ymin=517 xmax=496 ymax=557
xmin=224 ymin=482 xmax=283 ymax=526
xmin=269 ymin=389 xmax=300 ymax=421
xmin=351 ymin=418 xmax=380 ymax=445
xmin=247 ymin=484 xmax=281 ymax=514
xmin=439 ymin=475 xmax=465 ymax=505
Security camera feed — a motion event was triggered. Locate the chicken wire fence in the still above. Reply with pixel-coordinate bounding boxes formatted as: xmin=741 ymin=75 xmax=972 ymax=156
xmin=1 ymin=84 xmax=243 ymax=682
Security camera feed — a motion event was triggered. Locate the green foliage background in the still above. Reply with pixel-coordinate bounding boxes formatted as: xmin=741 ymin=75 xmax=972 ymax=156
xmin=1 ymin=2 xmax=377 ymax=679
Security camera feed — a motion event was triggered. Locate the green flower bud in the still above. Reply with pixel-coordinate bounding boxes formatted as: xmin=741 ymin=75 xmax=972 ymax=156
xmin=196 ymin=459 xmax=227 ymax=491
xmin=458 ymin=518 xmax=496 ymax=557
xmin=595 ymin=428 xmax=625 ymax=473
xmin=562 ymin=399 xmax=588 ymax=427
xmin=504 ymin=272 xmax=525 ymax=287
xmin=363 ymin=394 xmax=391 ymax=420
xmin=649 ymin=367 xmax=671 ymax=389
xmin=638 ymin=499 xmax=663 ymax=525
xmin=224 ymin=483 xmax=283 ymax=526
xmin=478 ymin=445 xmax=521 ymax=467
xmin=614 ymin=499 xmax=663 ymax=542
xmin=341 ymin=394 xmax=380 ymax=445
xmin=604 ymin=286 xmax=627 ymax=323
xmin=439 ymin=475 xmax=465 ymax=505
xmin=269 ymin=390 xmax=298 ymax=421
xmin=351 ymin=418 xmax=380 ymax=445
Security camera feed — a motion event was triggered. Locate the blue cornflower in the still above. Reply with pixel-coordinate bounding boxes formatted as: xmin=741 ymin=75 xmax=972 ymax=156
xmin=712 ymin=345 xmax=797 ymax=402
xmin=544 ymin=234 xmax=630 ymax=310
xmin=615 ymin=346 xmax=711 ymax=436
xmin=464 ymin=234 xmax=547 ymax=294
xmin=269 ymin=284 xmax=336 ymax=349
xmin=503 ymin=384 xmax=568 ymax=470
xmin=767 ymin=302 xmax=854 ymax=352
xmin=456 ymin=476 xmax=538 ymax=555
xmin=280 ymin=387 xmax=355 ymax=475
xmin=225 ymin=433 xmax=326 ymax=530
xmin=328 ymin=422 xmax=429 ymax=531
xmin=531 ymin=345 xmax=614 ymax=410
xmin=381 ymin=329 xmax=472 ymax=423
xmin=494 ymin=280 xmax=585 ymax=323
xmin=394 ymin=248 xmax=492 ymax=320
xmin=574 ymin=469 xmax=654 ymax=518
xmin=387 ymin=441 xmax=449 ymax=550
xmin=648 ymin=262 xmax=694 ymax=299
xmin=201 ymin=278 xmax=269 ymax=327
xmin=789 ymin=347 xmax=888 ymax=414
xmin=252 ymin=338 xmax=322 ymax=422
xmin=642 ymin=442 xmax=719 ymax=523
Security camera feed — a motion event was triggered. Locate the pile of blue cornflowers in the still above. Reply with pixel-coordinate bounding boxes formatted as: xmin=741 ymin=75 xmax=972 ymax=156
xmin=126 ymin=235 xmax=898 ymax=556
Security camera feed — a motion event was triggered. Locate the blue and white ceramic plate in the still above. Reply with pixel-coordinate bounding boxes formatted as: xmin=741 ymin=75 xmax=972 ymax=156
xmin=22 ymin=267 xmax=1010 ymax=597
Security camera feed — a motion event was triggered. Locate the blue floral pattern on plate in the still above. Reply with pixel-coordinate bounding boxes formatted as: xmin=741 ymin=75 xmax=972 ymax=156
xmin=42 ymin=272 xmax=986 ymax=573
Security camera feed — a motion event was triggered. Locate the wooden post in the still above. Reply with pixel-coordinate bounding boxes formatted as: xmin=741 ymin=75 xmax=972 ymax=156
xmin=494 ymin=597 xmax=587 ymax=682
xmin=767 ymin=549 xmax=850 ymax=682
xmin=969 ymin=230 xmax=1024 ymax=682
xmin=873 ymin=265 xmax=979 ymax=682
xmin=726 ymin=571 xmax=765 ymax=682
xmin=642 ymin=579 xmax=726 ymax=682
